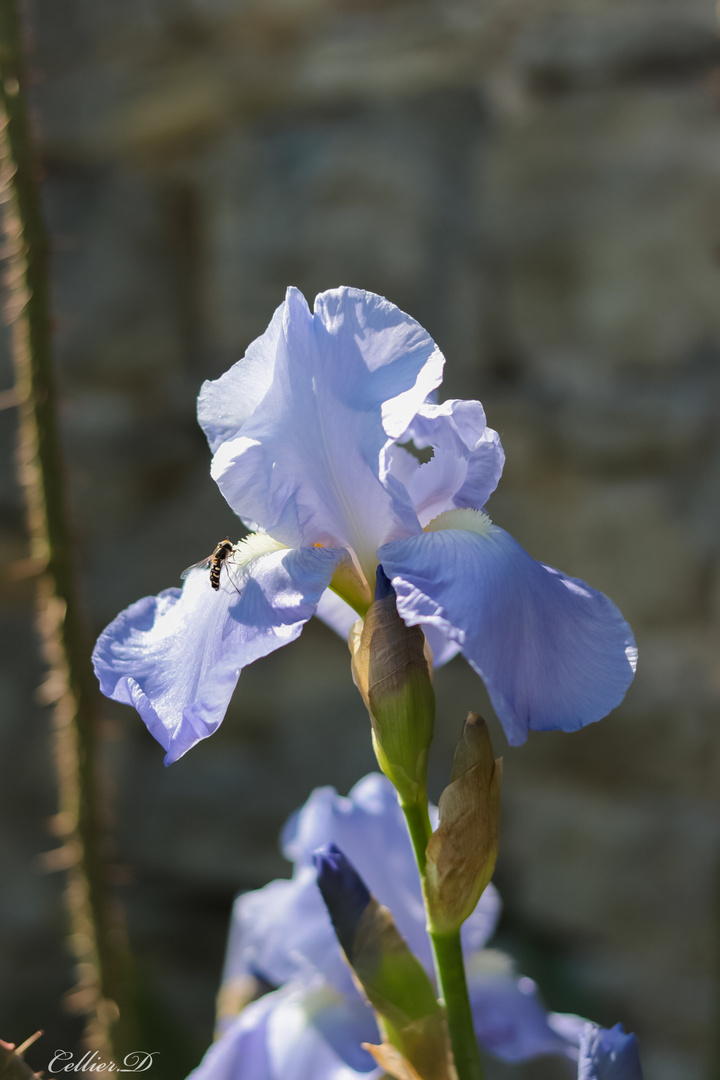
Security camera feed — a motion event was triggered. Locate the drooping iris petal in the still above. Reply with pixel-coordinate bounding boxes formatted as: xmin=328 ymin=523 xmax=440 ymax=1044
xmin=379 ymin=516 xmax=637 ymax=746
xmin=466 ymin=958 xmax=577 ymax=1063
xmin=403 ymin=399 xmax=505 ymax=522
xmin=92 ymin=544 xmax=343 ymax=764
xmin=577 ymin=1023 xmax=644 ymax=1080
xmin=200 ymin=287 xmax=442 ymax=569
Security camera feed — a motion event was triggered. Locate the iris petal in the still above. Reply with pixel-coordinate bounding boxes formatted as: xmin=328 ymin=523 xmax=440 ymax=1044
xmin=189 ymin=984 xmax=379 ymax=1080
xmin=187 ymin=991 xmax=277 ymax=1080
xmin=467 ymin=965 xmax=577 ymax=1063
xmin=201 ymin=287 xmax=441 ymax=564
xmin=314 ymin=589 xmax=359 ymax=640
xmin=404 ymin=399 xmax=505 ymax=520
xmin=281 ymin=775 xmax=430 ymax=966
xmin=223 ymin=868 xmax=352 ymax=995
xmin=92 ymin=545 xmax=342 ymax=763
xmin=224 ymin=871 xmax=329 ymax=988
xmin=197 ymin=301 xmax=287 ymax=454
xmin=267 ymin=986 xmax=380 ymax=1079
xmin=295 ymin=984 xmax=379 ymax=1073
xmin=423 ymin=622 xmax=462 ymax=667
xmin=211 ymin=775 xmax=593 ymax=1078
xmin=407 ymin=448 xmax=469 ymax=526
xmin=378 ymin=522 xmax=637 ymax=746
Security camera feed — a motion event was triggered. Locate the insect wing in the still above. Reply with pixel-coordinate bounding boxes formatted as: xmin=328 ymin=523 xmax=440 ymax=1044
xmin=180 ymin=556 xmax=213 ymax=580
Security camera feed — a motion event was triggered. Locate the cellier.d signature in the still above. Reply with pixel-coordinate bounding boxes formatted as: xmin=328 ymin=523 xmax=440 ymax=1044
xmin=48 ymin=1050 xmax=158 ymax=1073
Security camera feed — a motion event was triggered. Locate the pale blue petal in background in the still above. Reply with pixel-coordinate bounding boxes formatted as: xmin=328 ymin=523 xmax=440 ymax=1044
xmin=188 ymin=984 xmax=379 ymax=1080
xmin=266 ymin=985 xmax=380 ymax=1080
xmin=467 ymin=965 xmax=578 ymax=1063
xmin=281 ymin=774 xmax=500 ymax=973
xmin=308 ymin=987 xmax=380 ymax=1073
xmin=222 ymin=870 xmax=336 ymax=992
xmin=208 ymin=776 xmax=624 ymax=1078
xmin=281 ymin=774 xmax=431 ymax=967
xmin=187 ymin=991 xmax=277 ymax=1080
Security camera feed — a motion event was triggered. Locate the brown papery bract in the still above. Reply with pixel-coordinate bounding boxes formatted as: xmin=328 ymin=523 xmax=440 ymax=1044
xmin=425 ymin=715 xmax=502 ymax=936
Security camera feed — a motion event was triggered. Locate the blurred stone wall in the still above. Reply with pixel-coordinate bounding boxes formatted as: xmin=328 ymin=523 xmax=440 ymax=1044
xmin=1 ymin=0 xmax=720 ymax=1077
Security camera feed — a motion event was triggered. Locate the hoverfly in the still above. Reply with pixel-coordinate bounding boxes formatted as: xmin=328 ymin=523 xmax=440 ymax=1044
xmin=181 ymin=537 xmax=238 ymax=591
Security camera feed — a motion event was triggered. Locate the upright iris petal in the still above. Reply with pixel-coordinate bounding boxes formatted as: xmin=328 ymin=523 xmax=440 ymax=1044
xmin=401 ymin=399 xmax=505 ymax=524
xmin=199 ymin=287 xmax=443 ymax=581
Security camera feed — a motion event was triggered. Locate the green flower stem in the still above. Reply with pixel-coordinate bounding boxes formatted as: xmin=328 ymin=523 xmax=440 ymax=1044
xmin=400 ymin=798 xmax=433 ymax=875
xmin=400 ymin=799 xmax=485 ymax=1080
xmin=429 ymin=930 xmax=485 ymax=1080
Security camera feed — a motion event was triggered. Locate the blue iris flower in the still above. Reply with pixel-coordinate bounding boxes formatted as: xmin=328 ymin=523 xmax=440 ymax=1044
xmin=576 ymin=1023 xmax=643 ymax=1080
xmin=187 ymin=774 xmax=642 ymax=1080
xmin=93 ymin=287 xmax=637 ymax=763
xmin=552 ymin=1016 xmax=644 ymax=1080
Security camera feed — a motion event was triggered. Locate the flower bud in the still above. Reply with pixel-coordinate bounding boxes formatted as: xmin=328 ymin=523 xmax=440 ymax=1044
xmin=425 ymin=714 xmax=502 ymax=935
xmin=350 ymin=567 xmax=435 ymax=808
xmin=314 ymin=845 xmax=455 ymax=1080
xmin=578 ymin=1022 xmax=644 ymax=1079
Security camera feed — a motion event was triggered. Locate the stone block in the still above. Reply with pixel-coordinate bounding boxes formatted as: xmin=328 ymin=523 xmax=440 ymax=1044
xmin=484 ymin=88 xmax=720 ymax=375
